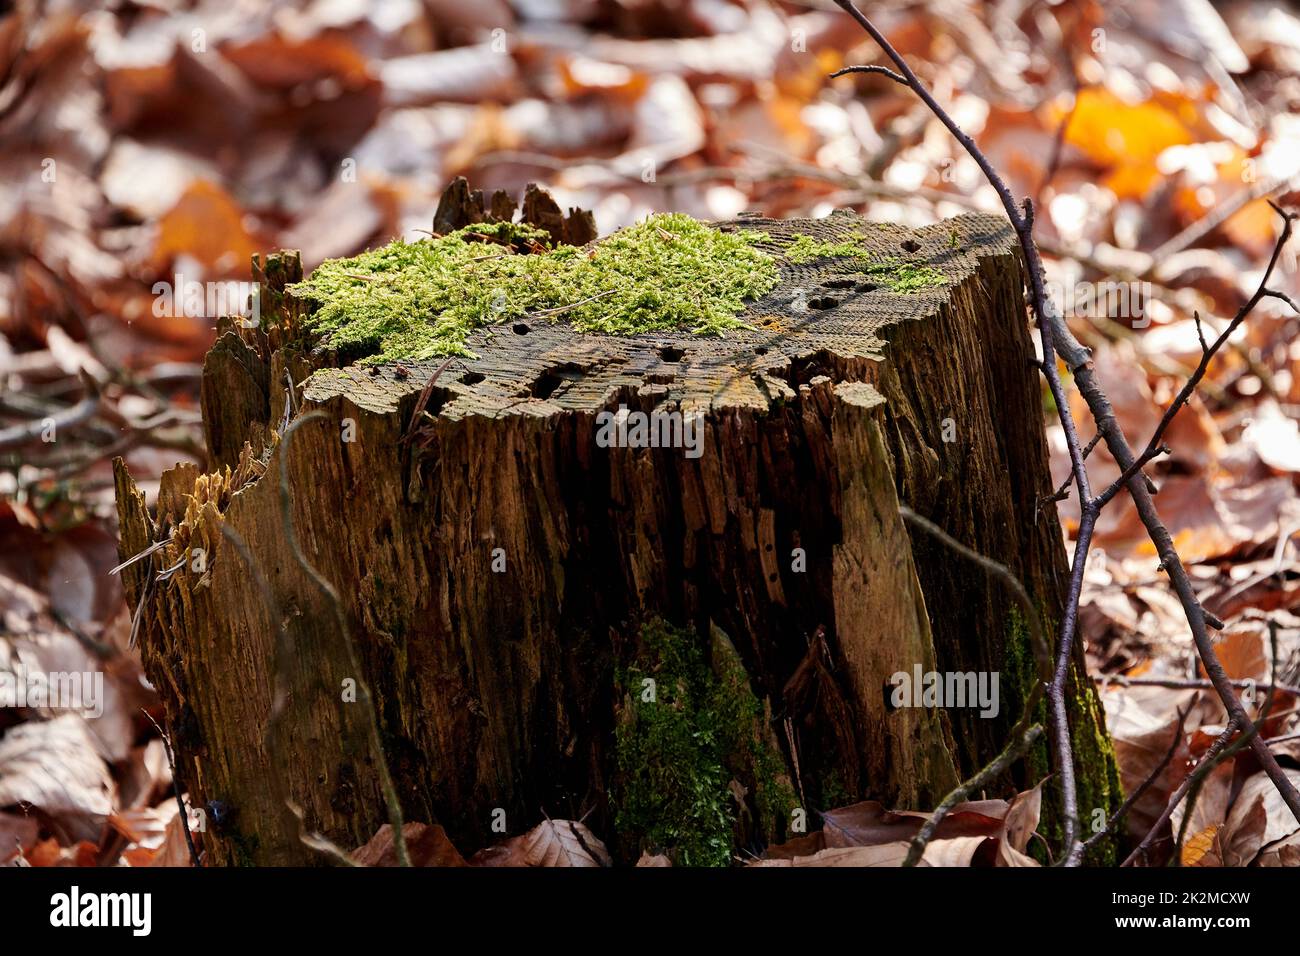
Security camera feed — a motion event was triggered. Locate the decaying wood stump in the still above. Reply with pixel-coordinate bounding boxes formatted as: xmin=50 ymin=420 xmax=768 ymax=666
xmin=115 ymin=199 xmax=1119 ymax=865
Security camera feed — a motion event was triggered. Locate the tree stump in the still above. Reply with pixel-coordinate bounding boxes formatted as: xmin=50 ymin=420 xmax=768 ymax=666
xmin=114 ymin=205 xmax=1119 ymax=866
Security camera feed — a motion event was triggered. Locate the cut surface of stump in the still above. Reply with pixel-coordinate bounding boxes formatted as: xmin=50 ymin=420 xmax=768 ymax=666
xmin=115 ymin=206 xmax=1119 ymax=866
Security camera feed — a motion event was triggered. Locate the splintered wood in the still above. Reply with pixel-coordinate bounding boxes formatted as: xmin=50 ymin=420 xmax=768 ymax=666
xmin=115 ymin=209 xmax=1115 ymax=866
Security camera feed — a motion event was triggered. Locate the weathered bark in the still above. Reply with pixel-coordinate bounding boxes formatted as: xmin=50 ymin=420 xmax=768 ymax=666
xmin=115 ymin=206 xmax=1119 ymax=866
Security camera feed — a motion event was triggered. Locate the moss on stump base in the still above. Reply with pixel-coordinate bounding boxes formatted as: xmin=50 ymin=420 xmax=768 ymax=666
xmin=115 ymin=200 xmax=1119 ymax=866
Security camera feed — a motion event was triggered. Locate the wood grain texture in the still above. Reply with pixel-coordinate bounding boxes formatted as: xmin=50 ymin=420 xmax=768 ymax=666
xmin=115 ymin=210 xmax=1118 ymax=865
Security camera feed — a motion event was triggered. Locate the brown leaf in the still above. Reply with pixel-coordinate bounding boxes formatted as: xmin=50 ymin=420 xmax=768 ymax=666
xmin=1059 ymin=88 xmax=1194 ymax=200
xmin=0 ymin=810 xmax=39 ymax=864
xmin=145 ymin=804 xmax=197 ymax=868
xmin=818 ymin=799 xmax=1007 ymax=848
xmin=352 ymin=823 xmax=467 ymax=867
xmin=752 ymin=843 xmax=915 ymax=867
xmin=1122 ymin=476 xmax=1300 ymax=564
xmin=0 ymin=713 xmax=114 ymax=843
xmin=754 ymin=836 xmax=990 ymax=867
xmin=1170 ymin=757 xmax=1233 ymax=852
xmin=472 ymin=819 xmax=611 ymax=867
xmin=1198 ymin=629 xmax=1268 ymax=684
xmin=919 ymin=835 xmax=995 ymax=867
xmin=761 ymin=830 xmax=825 ymax=860
xmin=1255 ymin=829 xmax=1300 ymax=867
xmin=1221 ymin=792 xmax=1269 ymax=867
xmin=148 ymin=180 xmax=260 ymax=275
xmin=523 ymin=819 xmax=611 ymax=867
xmin=23 ymin=837 xmax=99 ymax=867
xmin=1103 ymin=686 xmax=1195 ymax=839
xmin=997 ymin=843 xmax=1042 ymax=867
xmin=1001 ymin=780 xmax=1044 ymax=854
xmin=1222 ymin=770 xmax=1300 ymax=865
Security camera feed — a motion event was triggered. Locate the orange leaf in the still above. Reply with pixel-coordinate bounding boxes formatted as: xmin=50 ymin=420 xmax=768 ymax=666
xmin=1181 ymin=825 xmax=1222 ymax=866
xmin=150 ymin=180 xmax=259 ymax=275
xmin=1058 ymin=89 xmax=1194 ymax=200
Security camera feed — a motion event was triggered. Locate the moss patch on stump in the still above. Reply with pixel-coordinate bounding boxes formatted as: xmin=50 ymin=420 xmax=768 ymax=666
xmin=287 ymin=214 xmax=952 ymax=363
xmin=613 ymin=619 xmax=795 ymax=867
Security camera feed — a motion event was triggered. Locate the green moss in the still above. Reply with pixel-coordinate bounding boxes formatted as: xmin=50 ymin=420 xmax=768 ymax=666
xmin=613 ymin=619 xmax=794 ymax=866
xmin=1002 ymin=606 xmax=1122 ymax=865
xmin=287 ymin=214 xmax=780 ymax=362
xmin=708 ymin=625 xmax=797 ymax=839
xmin=817 ymin=767 xmax=853 ymax=811
xmin=287 ymin=215 xmax=956 ymax=363
xmin=785 ymin=233 xmax=869 ymax=262
xmin=783 ymin=232 xmax=949 ymax=292
xmin=1074 ymin=671 xmax=1123 ymax=865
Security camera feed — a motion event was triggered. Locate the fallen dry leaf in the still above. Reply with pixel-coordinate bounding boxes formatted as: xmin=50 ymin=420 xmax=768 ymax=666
xmin=1181 ymin=825 xmax=1224 ymax=866
xmin=522 ymin=819 xmax=611 ymax=867
xmin=1221 ymin=792 xmax=1269 ymax=867
xmin=1002 ymin=780 xmax=1044 ymax=854
xmin=1221 ymin=769 xmax=1300 ymax=865
xmin=1103 ymin=685 xmax=1197 ymax=840
xmin=1199 ymin=628 xmax=1269 ymax=683
xmin=0 ymin=713 xmax=114 ymax=844
xmin=754 ymin=835 xmax=991 ymax=867
xmin=1255 ymin=829 xmax=1300 ymax=867
xmin=352 ymin=822 xmax=467 ymax=867
xmin=818 ymin=799 xmax=1007 ymax=848
xmin=142 ymin=807 xmax=196 ymax=868
xmin=148 ymin=179 xmax=261 ymax=275
xmin=1058 ymin=88 xmax=1195 ymax=200
xmin=471 ymin=819 xmax=611 ymax=868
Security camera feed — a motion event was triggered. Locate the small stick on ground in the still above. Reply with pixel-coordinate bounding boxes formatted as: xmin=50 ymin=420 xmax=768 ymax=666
xmin=140 ymin=710 xmax=201 ymax=867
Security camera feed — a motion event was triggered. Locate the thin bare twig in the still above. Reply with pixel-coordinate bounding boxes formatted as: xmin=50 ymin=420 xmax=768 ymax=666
xmin=527 ymin=288 xmax=618 ymax=318
xmin=1122 ymin=719 xmax=1239 ymax=866
xmin=0 ymin=371 xmax=99 ymax=450
xmin=1081 ymin=706 xmax=1189 ymax=853
xmin=830 ymin=1 xmax=1300 ymax=853
xmin=401 ymin=357 xmax=456 ymax=442
xmin=1044 ymin=433 xmax=1102 ymax=507
xmin=140 ymin=709 xmax=201 ymax=867
xmin=829 ymin=64 xmax=907 ymax=85
xmin=1095 ymin=675 xmax=1300 ymax=698
xmin=1095 ymin=207 xmax=1299 ymax=509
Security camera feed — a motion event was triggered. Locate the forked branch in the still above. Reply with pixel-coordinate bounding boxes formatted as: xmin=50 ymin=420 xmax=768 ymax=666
xmin=831 ymin=0 xmax=1300 ymax=864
